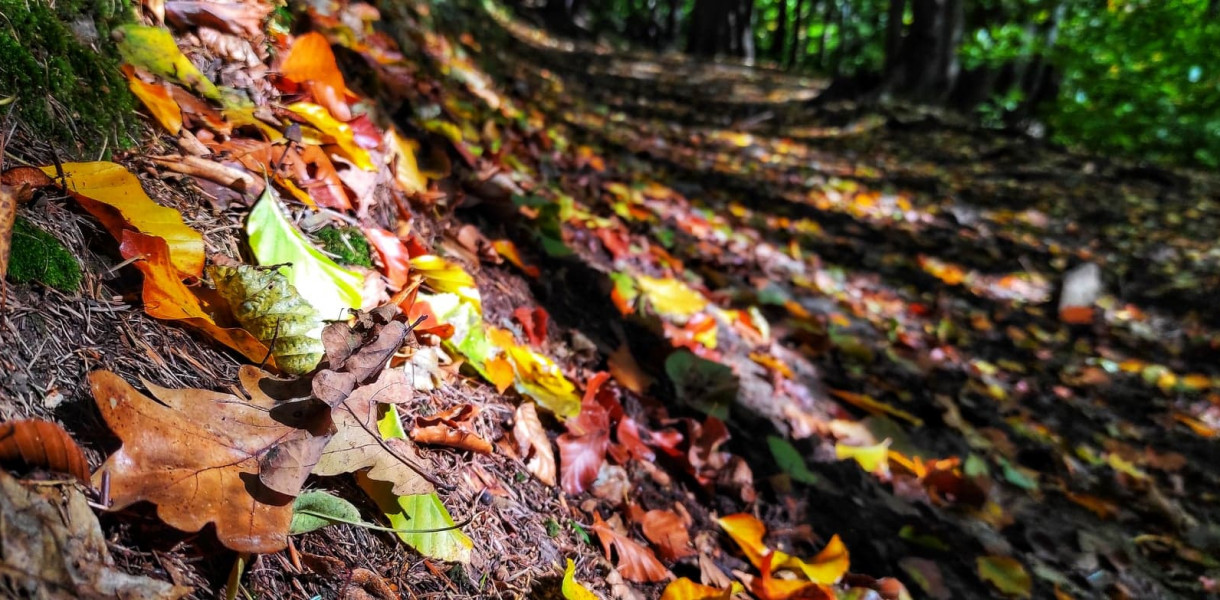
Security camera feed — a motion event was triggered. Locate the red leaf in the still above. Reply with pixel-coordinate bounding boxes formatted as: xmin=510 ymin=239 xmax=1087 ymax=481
xmin=363 ymin=227 xmax=412 ymax=289
xmin=512 ymin=306 xmax=550 ymax=347
xmin=557 ymin=395 xmax=610 ymax=495
xmin=590 ymin=512 xmax=670 ymax=582
xmin=0 ymin=419 xmax=90 ymax=482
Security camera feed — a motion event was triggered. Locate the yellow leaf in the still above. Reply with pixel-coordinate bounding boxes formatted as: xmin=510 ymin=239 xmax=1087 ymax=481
xmin=122 ymin=67 xmax=182 ymax=135
xmin=484 ymin=356 xmax=515 ymax=393
xmin=828 ymin=389 xmax=924 ymax=427
xmin=286 ymin=103 xmax=374 ymax=171
xmin=412 ymin=255 xmax=482 ymax=312
xmin=835 ymin=439 xmax=892 ymax=476
xmin=636 ymin=275 xmax=708 ymax=318
xmin=718 ymin=513 xmax=849 ymax=586
xmin=42 ymin=162 xmax=203 ymax=277
xmin=716 ymin=513 xmax=769 ymax=569
xmin=505 ymin=344 xmax=580 ymax=419
xmin=659 ymin=577 xmax=737 ymax=600
xmin=977 ymin=556 xmax=1031 ymax=598
xmin=775 ymin=535 xmax=849 ymax=585
xmin=388 ymin=130 xmax=428 ymax=194
xmin=114 ymin=24 xmax=220 ymax=102
xmin=562 ymin=559 xmax=600 ymax=600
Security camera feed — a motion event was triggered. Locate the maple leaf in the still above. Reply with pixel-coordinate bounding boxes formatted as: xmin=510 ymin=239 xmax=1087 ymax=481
xmin=90 ymin=367 xmax=333 ymax=553
xmin=590 ymin=512 xmax=670 ymax=583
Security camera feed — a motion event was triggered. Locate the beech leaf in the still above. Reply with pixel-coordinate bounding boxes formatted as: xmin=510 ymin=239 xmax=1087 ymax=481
xmin=639 ymin=509 xmax=696 ymax=562
xmin=114 ymin=24 xmax=221 ymax=102
xmin=557 ymin=395 xmax=610 ymax=495
xmin=246 ymin=186 xmax=363 ymax=321
xmin=513 ymin=402 xmax=556 ymax=486
xmin=89 ymin=367 xmax=334 ymax=553
xmin=290 ymin=490 xmax=363 ymax=535
xmin=123 ymin=66 xmax=182 ymax=135
xmin=562 ymin=559 xmax=600 ymax=600
xmin=590 ymin=512 xmax=670 ymax=583
xmin=210 ymin=264 xmax=324 ymax=375
xmin=660 ymin=578 xmax=737 ymax=600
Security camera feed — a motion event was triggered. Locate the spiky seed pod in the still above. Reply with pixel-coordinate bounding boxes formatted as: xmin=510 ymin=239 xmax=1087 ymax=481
xmin=209 ymin=264 xmax=324 ymax=375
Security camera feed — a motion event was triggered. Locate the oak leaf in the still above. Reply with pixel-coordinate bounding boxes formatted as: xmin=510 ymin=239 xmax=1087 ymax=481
xmin=590 ymin=512 xmax=670 ymax=583
xmin=90 ymin=367 xmax=334 ymax=553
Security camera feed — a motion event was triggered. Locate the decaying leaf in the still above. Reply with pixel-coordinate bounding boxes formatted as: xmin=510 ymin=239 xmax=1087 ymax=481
xmin=0 ymin=470 xmax=193 ymax=599
xmin=590 ymin=512 xmax=670 ymax=583
xmin=210 ymin=264 xmax=325 ymax=375
xmin=90 ymin=366 xmax=334 ymax=553
xmin=513 ymin=402 xmax=557 ymax=486
xmin=410 ymin=404 xmax=493 ymax=454
xmin=558 ymin=393 xmax=610 ymax=495
xmin=246 ymin=186 xmax=363 ymax=321
xmin=513 ymin=306 xmax=549 ymax=346
xmin=0 ymin=419 xmax=90 ymax=482
xmin=0 ymin=183 xmax=20 ymax=285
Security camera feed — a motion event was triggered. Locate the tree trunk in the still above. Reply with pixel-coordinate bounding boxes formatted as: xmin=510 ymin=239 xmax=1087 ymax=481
xmin=817 ymin=0 xmax=834 ymax=69
xmin=770 ymin=0 xmax=788 ymax=62
xmin=884 ymin=0 xmax=905 ymax=77
xmin=787 ymin=0 xmax=805 ymax=67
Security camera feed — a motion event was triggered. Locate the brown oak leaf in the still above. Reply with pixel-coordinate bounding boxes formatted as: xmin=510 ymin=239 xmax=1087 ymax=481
xmin=90 ymin=367 xmax=334 ymax=553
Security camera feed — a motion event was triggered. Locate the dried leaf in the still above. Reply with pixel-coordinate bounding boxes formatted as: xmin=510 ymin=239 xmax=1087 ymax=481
xmin=123 ymin=66 xmax=182 ymax=135
xmin=717 ymin=514 xmax=848 ymax=585
xmin=90 ymin=367 xmax=333 ymax=553
xmin=410 ymin=405 xmax=493 ymax=454
xmin=506 ymin=343 xmax=581 ymax=419
xmin=0 ymin=470 xmax=193 ymax=598
xmin=513 ymin=402 xmax=556 ymax=486
xmin=828 ymin=389 xmax=923 ymax=427
xmin=590 ymin=512 xmax=670 ymax=583
xmin=114 ymin=24 xmax=221 ymax=102
xmin=484 ymin=356 xmax=515 ymax=392
xmin=562 ymin=558 xmax=600 ymax=600
xmin=165 ymin=0 xmax=271 ymax=38
xmin=0 ymin=419 xmax=90 ymax=482
xmin=608 ymin=343 xmax=654 ymax=395
xmin=210 ymin=265 xmax=324 ymax=375
xmin=491 ymin=239 xmax=540 ymax=278
xmin=639 ymin=509 xmax=695 ymax=562
xmin=513 ymin=306 xmax=549 ymax=346
xmin=835 ymin=440 xmax=892 ymax=476
xmin=388 ymin=129 xmax=428 ymax=194
xmin=412 ymin=254 xmax=481 ymax=312
xmin=0 ymin=182 xmax=23 ymax=283
xmin=247 ymin=186 xmax=363 ymax=321
xmin=120 ymin=231 xmax=272 ymax=364
xmin=636 ymin=276 xmax=707 ymax=318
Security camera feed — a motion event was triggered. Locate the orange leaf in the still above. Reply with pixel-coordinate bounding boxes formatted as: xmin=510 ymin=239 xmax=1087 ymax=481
xmin=119 ymin=230 xmax=272 ymax=365
xmin=716 ymin=513 xmax=770 ymax=569
xmin=491 ymin=239 xmax=540 ymax=278
xmin=660 ymin=578 xmax=734 ymax=600
xmin=752 ymin=554 xmax=832 ymax=600
xmin=1059 ymin=305 xmax=1094 ymax=324
xmin=590 ymin=512 xmax=670 ymax=582
xmin=123 ymin=66 xmax=182 ymax=135
xmin=607 ymin=343 xmax=654 ymax=394
xmin=411 ymin=405 xmax=492 ymax=454
xmin=0 ymin=419 xmax=90 ymax=482
xmin=484 ymin=356 xmax=515 ymax=393
xmin=639 ymin=508 xmax=695 ymax=561
xmin=279 ymin=32 xmax=352 ymax=122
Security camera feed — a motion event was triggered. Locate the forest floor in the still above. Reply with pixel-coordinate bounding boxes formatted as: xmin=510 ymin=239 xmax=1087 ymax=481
xmin=2 ymin=0 xmax=1219 ymax=599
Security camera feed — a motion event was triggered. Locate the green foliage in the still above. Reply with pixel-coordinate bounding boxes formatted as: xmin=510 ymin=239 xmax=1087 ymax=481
xmin=0 ymin=0 xmax=138 ymax=155
xmin=315 ymin=225 xmax=374 ymax=268
xmin=6 ymin=217 xmax=83 ymax=292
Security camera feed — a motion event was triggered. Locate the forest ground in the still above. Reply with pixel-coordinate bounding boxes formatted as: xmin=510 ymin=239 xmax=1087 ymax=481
xmin=1 ymin=1 xmax=1219 ymax=599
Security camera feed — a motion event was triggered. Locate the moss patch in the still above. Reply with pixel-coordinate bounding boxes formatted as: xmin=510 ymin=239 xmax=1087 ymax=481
xmin=315 ymin=225 xmax=374 ymax=268
xmin=7 ymin=217 xmax=83 ymax=292
xmin=0 ymin=0 xmax=138 ymax=155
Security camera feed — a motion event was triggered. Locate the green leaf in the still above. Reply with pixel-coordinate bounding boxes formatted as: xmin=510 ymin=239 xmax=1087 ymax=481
xmin=766 ymin=436 xmax=818 ymax=485
xmin=114 ymin=25 xmax=221 ymax=102
xmin=290 ymin=491 xmax=363 ymax=535
xmin=209 ymin=264 xmax=324 ymax=374
xmin=977 ymin=555 xmax=1032 ymax=598
xmin=355 ymin=400 xmax=473 ymax=562
xmin=246 ymin=186 xmax=363 ymax=322
xmin=665 ymin=350 xmax=737 ymax=420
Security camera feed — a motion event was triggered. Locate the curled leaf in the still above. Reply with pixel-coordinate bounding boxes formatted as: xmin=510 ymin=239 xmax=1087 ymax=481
xmin=513 ymin=402 xmax=556 ymax=486
xmin=0 ymin=419 xmax=90 ymax=482
xmin=562 ymin=558 xmax=600 ymax=600
xmin=114 ymin=24 xmax=221 ymax=101
xmin=210 ymin=264 xmax=324 ymax=375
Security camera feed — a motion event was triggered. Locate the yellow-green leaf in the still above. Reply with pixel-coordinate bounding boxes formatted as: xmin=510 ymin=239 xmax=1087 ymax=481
xmin=562 ymin=559 xmax=599 ymax=600
xmin=286 ymin=102 xmax=375 ymax=171
xmin=114 ymin=24 xmax=221 ymax=102
xmin=636 ymin=275 xmax=708 ymax=318
xmin=209 ymin=265 xmax=323 ymax=374
xmin=246 ymin=186 xmax=362 ymax=321
xmin=835 ymin=439 xmax=892 ymax=476
xmin=977 ymin=555 xmax=1031 ymax=598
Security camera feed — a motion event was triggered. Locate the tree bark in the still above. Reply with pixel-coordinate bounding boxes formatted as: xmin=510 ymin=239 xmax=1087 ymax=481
xmin=883 ymin=0 xmax=905 ymax=77
xmin=787 ymin=0 xmax=805 ymax=67
xmin=770 ymin=0 xmax=788 ymax=61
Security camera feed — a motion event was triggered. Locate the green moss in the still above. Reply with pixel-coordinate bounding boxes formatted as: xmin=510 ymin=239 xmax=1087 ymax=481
xmin=315 ymin=226 xmax=374 ymax=268
xmin=0 ymin=0 xmax=138 ymax=155
xmin=7 ymin=217 xmax=83 ymax=292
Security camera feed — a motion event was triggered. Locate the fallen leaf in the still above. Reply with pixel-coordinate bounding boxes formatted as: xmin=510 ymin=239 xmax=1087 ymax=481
xmin=0 ymin=183 xmax=19 ymax=284
xmin=659 ymin=577 xmax=736 ymax=600
xmin=90 ymin=367 xmax=333 ymax=553
xmin=835 ymin=439 xmax=892 ymax=476
xmin=491 ymin=239 xmax=540 ymax=277
xmin=279 ymin=32 xmax=352 ymax=122
xmin=977 ymin=555 xmax=1031 ymax=598
xmin=607 ymin=343 xmax=654 ymax=394
xmin=287 ymin=102 xmax=374 ymax=170
xmin=290 ymin=490 xmax=363 ymax=535
xmin=665 ymin=351 xmax=737 ymax=420
xmin=114 ymin=24 xmax=221 ymax=101
xmin=123 ymin=65 xmax=182 ymax=135
xmin=412 ymin=254 xmax=482 ymax=312
xmin=590 ymin=512 xmax=670 ymax=582
xmin=636 ymin=275 xmax=708 ymax=318
xmin=247 ymin=185 xmax=363 ymax=321
xmin=120 ymin=231 xmax=272 ymax=364
xmin=506 ymin=343 xmax=581 ymax=418
xmin=562 ymin=558 xmax=600 ymax=600
xmin=411 ymin=404 xmax=493 ymax=454
xmin=718 ymin=513 xmax=848 ymax=585
xmin=558 ymin=394 xmax=610 ymax=495
xmin=484 ymin=356 xmax=515 ymax=392
xmin=0 ymin=470 xmax=193 ymax=598
xmin=513 ymin=402 xmax=556 ymax=486
xmin=828 ymin=389 xmax=924 ymax=427
xmin=21 ymin=162 xmax=204 ymax=278
xmin=766 ymin=436 xmax=818 ymax=485
xmin=364 ymin=227 xmax=412 ymax=289
xmin=752 ymin=553 xmax=831 ymax=600
xmin=388 ymin=129 xmax=428 ymax=194
xmin=513 ymin=306 xmax=549 ymax=346
xmin=898 ymin=557 xmax=950 ymax=600
xmin=0 ymin=419 xmax=90 ymax=482
xmin=210 ymin=264 xmax=324 ymax=375
xmin=639 ymin=509 xmax=695 ymax=561
xmin=166 ymin=0 xmax=272 ymax=39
